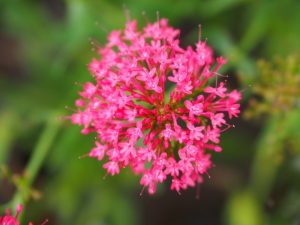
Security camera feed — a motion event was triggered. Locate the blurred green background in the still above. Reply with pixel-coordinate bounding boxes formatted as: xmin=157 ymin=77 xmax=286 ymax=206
xmin=0 ymin=0 xmax=300 ymax=224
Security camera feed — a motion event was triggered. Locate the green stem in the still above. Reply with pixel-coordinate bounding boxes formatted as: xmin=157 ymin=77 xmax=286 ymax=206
xmin=9 ymin=112 xmax=62 ymax=211
xmin=0 ymin=111 xmax=17 ymax=165
xmin=226 ymin=114 xmax=287 ymax=225
xmin=250 ymin=114 xmax=288 ymax=202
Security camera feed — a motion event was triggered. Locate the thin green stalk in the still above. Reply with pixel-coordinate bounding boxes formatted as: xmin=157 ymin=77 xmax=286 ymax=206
xmin=0 ymin=111 xmax=17 ymax=165
xmin=9 ymin=112 xmax=62 ymax=212
xmin=250 ymin=114 xmax=289 ymax=201
xmin=226 ymin=113 xmax=292 ymax=225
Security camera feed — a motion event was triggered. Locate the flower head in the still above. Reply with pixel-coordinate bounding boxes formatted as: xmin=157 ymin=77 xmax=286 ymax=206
xmin=71 ymin=18 xmax=241 ymax=194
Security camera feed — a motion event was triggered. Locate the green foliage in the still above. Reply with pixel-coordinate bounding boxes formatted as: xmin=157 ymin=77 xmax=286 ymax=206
xmin=245 ymin=55 xmax=300 ymax=119
xmin=226 ymin=190 xmax=264 ymax=225
xmin=1 ymin=0 xmax=300 ymax=224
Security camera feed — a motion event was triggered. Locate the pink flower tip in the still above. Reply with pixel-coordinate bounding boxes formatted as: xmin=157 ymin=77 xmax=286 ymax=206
xmin=0 ymin=204 xmax=48 ymax=225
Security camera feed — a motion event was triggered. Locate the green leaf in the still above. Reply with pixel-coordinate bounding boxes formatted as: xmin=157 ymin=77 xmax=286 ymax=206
xmin=226 ymin=190 xmax=265 ymax=225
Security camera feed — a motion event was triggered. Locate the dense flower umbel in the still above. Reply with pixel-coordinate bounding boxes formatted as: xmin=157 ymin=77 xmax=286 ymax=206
xmin=0 ymin=204 xmax=48 ymax=225
xmin=71 ymin=18 xmax=241 ymax=194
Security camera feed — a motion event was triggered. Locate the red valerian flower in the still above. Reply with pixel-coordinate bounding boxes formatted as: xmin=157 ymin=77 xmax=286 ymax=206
xmin=70 ymin=18 xmax=241 ymax=194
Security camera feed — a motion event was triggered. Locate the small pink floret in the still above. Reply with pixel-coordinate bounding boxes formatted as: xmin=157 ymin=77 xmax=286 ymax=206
xmin=0 ymin=204 xmax=47 ymax=225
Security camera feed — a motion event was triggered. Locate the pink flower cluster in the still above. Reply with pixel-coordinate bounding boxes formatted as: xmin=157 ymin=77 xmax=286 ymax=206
xmin=0 ymin=204 xmax=47 ymax=225
xmin=71 ymin=18 xmax=241 ymax=194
